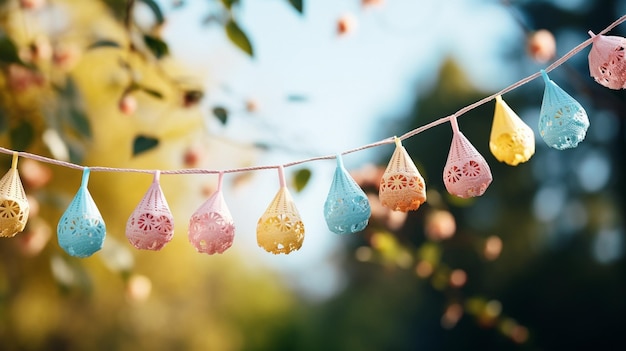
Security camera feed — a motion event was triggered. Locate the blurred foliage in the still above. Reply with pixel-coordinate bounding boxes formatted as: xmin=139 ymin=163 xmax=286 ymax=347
xmin=0 ymin=0 xmax=625 ymax=350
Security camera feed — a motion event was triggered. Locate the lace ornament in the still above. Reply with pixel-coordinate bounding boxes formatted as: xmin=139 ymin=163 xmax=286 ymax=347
xmin=126 ymin=171 xmax=174 ymax=250
xmin=588 ymin=31 xmax=626 ymax=89
xmin=189 ymin=172 xmax=235 ymax=254
xmin=538 ymin=70 xmax=589 ymax=150
xmin=257 ymin=166 xmax=304 ymax=254
xmin=379 ymin=137 xmax=427 ymax=211
xmin=489 ymin=95 xmax=535 ymax=166
xmin=0 ymin=153 xmax=29 ymax=237
xmin=324 ymin=154 xmax=371 ymax=234
xmin=443 ymin=116 xmax=492 ymax=198
xmin=57 ymin=168 xmax=106 ymax=257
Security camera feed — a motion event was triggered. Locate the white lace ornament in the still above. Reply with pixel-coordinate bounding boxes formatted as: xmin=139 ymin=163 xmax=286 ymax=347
xmin=257 ymin=166 xmax=305 ymax=254
xmin=0 ymin=153 xmax=29 ymax=238
xmin=188 ymin=172 xmax=235 ymax=254
xmin=126 ymin=171 xmax=174 ymax=251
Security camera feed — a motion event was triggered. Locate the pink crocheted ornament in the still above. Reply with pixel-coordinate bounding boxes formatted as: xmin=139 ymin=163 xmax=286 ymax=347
xmin=256 ymin=166 xmax=305 ymax=254
xmin=379 ymin=137 xmax=426 ymax=212
xmin=0 ymin=153 xmax=29 ymax=238
xmin=126 ymin=171 xmax=174 ymax=250
xmin=489 ymin=95 xmax=535 ymax=166
xmin=443 ymin=116 xmax=492 ymax=198
xmin=588 ymin=31 xmax=626 ymax=89
xmin=188 ymin=172 xmax=235 ymax=254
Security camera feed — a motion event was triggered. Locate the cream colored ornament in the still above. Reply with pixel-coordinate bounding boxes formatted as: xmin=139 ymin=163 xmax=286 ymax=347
xmin=0 ymin=153 xmax=30 ymax=237
xmin=379 ymin=137 xmax=426 ymax=212
xmin=256 ymin=166 xmax=304 ymax=254
xmin=489 ymin=95 xmax=535 ymax=166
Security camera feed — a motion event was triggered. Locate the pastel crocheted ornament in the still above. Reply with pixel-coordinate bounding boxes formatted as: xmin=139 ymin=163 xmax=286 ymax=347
xmin=257 ymin=166 xmax=304 ymax=254
xmin=489 ymin=95 xmax=535 ymax=166
xmin=57 ymin=168 xmax=106 ymax=257
xmin=588 ymin=31 xmax=626 ymax=89
xmin=379 ymin=137 xmax=427 ymax=211
xmin=538 ymin=70 xmax=589 ymax=150
xmin=443 ymin=116 xmax=492 ymax=198
xmin=126 ymin=171 xmax=174 ymax=251
xmin=189 ymin=172 xmax=235 ymax=254
xmin=0 ymin=153 xmax=29 ymax=238
xmin=324 ymin=154 xmax=371 ymax=234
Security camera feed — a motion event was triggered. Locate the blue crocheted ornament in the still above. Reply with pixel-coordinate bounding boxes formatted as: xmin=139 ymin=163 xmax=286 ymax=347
xmin=57 ymin=168 xmax=106 ymax=257
xmin=324 ymin=155 xmax=371 ymax=234
xmin=538 ymin=70 xmax=589 ymax=150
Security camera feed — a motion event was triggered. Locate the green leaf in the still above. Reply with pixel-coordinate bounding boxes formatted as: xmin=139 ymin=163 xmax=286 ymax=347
xmin=225 ymin=19 xmax=253 ymax=57
xmin=137 ymin=85 xmax=163 ymax=99
xmin=212 ymin=107 xmax=228 ymax=125
xmin=87 ymin=39 xmax=122 ymax=50
xmin=0 ymin=37 xmax=24 ymax=65
xmin=293 ymin=168 xmax=312 ymax=192
xmin=69 ymin=109 xmax=92 ymax=140
xmin=133 ymin=135 xmax=159 ymax=156
xmin=220 ymin=0 xmax=239 ymax=10
xmin=10 ymin=121 xmax=34 ymax=151
xmin=59 ymin=78 xmax=92 ymax=140
xmin=287 ymin=94 xmax=308 ymax=102
xmin=0 ymin=107 xmax=7 ymax=134
xmin=138 ymin=0 xmax=165 ymax=24
xmin=143 ymin=34 xmax=169 ymax=59
xmin=286 ymin=0 xmax=304 ymax=14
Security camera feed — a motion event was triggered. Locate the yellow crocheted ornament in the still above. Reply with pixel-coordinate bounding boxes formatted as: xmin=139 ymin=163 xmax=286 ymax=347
xmin=256 ymin=166 xmax=305 ymax=254
xmin=489 ymin=95 xmax=535 ymax=166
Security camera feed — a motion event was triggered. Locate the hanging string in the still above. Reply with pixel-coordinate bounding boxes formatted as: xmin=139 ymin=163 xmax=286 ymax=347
xmin=1 ymin=14 xmax=625 ymax=175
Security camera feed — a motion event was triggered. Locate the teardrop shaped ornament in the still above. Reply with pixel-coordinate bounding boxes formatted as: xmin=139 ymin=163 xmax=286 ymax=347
xmin=257 ymin=167 xmax=305 ymax=254
xmin=489 ymin=95 xmax=535 ymax=166
xmin=126 ymin=171 xmax=174 ymax=251
xmin=588 ymin=32 xmax=626 ymax=89
xmin=0 ymin=153 xmax=30 ymax=238
xmin=324 ymin=155 xmax=371 ymax=234
xmin=538 ymin=70 xmax=589 ymax=150
xmin=57 ymin=168 xmax=106 ymax=257
xmin=443 ymin=117 xmax=493 ymax=198
xmin=378 ymin=138 xmax=427 ymax=212
xmin=189 ymin=172 xmax=235 ymax=254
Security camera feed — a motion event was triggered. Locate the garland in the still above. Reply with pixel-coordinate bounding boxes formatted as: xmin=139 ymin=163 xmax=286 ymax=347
xmin=1 ymin=15 xmax=626 ymax=256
